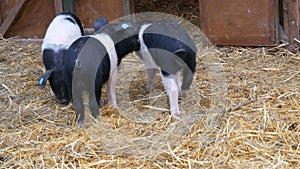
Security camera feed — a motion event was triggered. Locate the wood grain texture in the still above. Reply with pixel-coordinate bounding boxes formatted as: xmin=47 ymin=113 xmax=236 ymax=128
xmin=282 ymin=0 xmax=300 ymax=52
xmin=54 ymin=0 xmax=63 ymax=14
xmin=0 ymin=0 xmax=27 ymax=36
xmin=199 ymin=0 xmax=278 ymax=46
xmin=76 ymin=0 xmax=124 ymax=28
xmin=4 ymin=0 xmax=55 ymax=38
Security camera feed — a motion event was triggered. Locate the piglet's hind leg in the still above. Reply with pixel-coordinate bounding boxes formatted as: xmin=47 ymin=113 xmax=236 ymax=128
xmin=146 ymin=68 xmax=158 ymax=93
xmin=107 ymin=70 xmax=118 ymax=108
xmin=89 ymin=94 xmax=100 ymax=119
xmin=73 ymin=94 xmax=85 ymax=127
xmin=161 ymin=74 xmax=180 ymax=118
xmin=174 ymin=71 xmax=188 ymax=98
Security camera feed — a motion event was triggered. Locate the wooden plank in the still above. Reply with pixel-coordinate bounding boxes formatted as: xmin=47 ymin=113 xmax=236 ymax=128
xmin=54 ymin=0 xmax=63 ymax=14
xmin=0 ymin=15 xmax=2 ymax=27
xmin=63 ymin=0 xmax=77 ymax=14
xmin=0 ymin=0 xmax=27 ymax=36
xmin=282 ymin=0 xmax=290 ymax=39
xmin=0 ymin=0 xmax=18 ymax=20
xmin=0 ymin=2 xmax=2 ymax=25
xmin=5 ymin=0 xmax=56 ymax=38
xmin=282 ymin=0 xmax=300 ymax=52
xmin=76 ymin=0 xmax=123 ymax=28
xmin=123 ymin=0 xmax=134 ymax=16
xmin=199 ymin=0 xmax=278 ymax=46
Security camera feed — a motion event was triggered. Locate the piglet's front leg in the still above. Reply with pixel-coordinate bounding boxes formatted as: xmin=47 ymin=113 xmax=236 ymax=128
xmin=106 ymin=69 xmax=118 ymax=108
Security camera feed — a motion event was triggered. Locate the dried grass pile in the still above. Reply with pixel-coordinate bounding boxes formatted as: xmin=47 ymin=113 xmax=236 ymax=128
xmin=1 ymin=31 xmax=300 ymax=168
xmin=0 ymin=1 xmax=300 ymax=167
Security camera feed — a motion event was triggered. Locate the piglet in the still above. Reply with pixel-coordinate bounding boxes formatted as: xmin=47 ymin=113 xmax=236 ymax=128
xmin=38 ymin=12 xmax=84 ymax=104
xmin=136 ymin=19 xmax=196 ymax=118
xmin=63 ymin=21 xmax=139 ymax=127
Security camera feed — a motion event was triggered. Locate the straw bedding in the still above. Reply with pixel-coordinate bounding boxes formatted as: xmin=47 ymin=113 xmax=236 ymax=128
xmin=0 ymin=1 xmax=300 ymax=168
xmin=1 ymin=34 xmax=300 ymax=168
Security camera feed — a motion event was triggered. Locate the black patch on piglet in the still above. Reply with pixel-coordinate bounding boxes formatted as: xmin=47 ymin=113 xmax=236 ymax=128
xmin=64 ymin=36 xmax=110 ymax=126
xmin=39 ymin=48 xmax=70 ymax=103
xmin=64 ymin=17 xmax=76 ymax=25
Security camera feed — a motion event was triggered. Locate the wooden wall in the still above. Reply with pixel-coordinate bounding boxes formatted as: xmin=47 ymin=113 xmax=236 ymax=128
xmin=0 ymin=0 xmax=299 ymax=52
xmin=281 ymin=0 xmax=300 ymax=52
xmin=0 ymin=0 xmax=55 ymax=38
xmin=199 ymin=0 xmax=278 ymax=46
xmin=0 ymin=0 xmax=129 ymax=38
xmin=198 ymin=0 xmax=300 ymax=52
xmin=76 ymin=0 xmax=124 ymax=28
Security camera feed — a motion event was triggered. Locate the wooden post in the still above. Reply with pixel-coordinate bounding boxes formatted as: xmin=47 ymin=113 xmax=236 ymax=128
xmin=123 ymin=0 xmax=134 ymax=16
xmin=54 ymin=0 xmax=63 ymax=14
xmin=0 ymin=2 xmax=2 ymax=26
xmin=63 ymin=0 xmax=77 ymax=14
xmin=282 ymin=0 xmax=300 ymax=53
xmin=0 ymin=0 xmax=28 ymax=36
xmin=199 ymin=0 xmax=278 ymax=46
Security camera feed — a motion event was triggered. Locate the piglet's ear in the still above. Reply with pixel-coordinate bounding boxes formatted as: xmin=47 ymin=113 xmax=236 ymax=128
xmin=38 ymin=69 xmax=54 ymax=89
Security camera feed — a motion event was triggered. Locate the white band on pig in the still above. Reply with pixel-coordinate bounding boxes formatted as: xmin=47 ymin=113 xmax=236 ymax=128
xmin=92 ymin=33 xmax=118 ymax=107
xmin=92 ymin=33 xmax=118 ymax=75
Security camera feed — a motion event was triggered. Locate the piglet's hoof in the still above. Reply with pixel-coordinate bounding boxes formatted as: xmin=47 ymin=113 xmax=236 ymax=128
xmin=146 ymin=84 xmax=154 ymax=93
xmin=171 ymin=111 xmax=181 ymax=120
xmin=59 ymin=99 xmax=69 ymax=104
xmin=111 ymin=103 xmax=118 ymax=109
xmin=108 ymin=99 xmax=118 ymax=109
xmin=77 ymin=121 xmax=85 ymax=128
xmin=180 ymin=90 xmax=188 ymax=98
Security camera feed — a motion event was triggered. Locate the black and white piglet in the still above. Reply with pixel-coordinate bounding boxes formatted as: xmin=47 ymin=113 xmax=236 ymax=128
xmin=38 ymin=12 xmax=84 ymax=104
xmin=63 ymin=21 xmax=139 ymax=126
xmin=136 ymin=19 xmax=196 ymax=118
